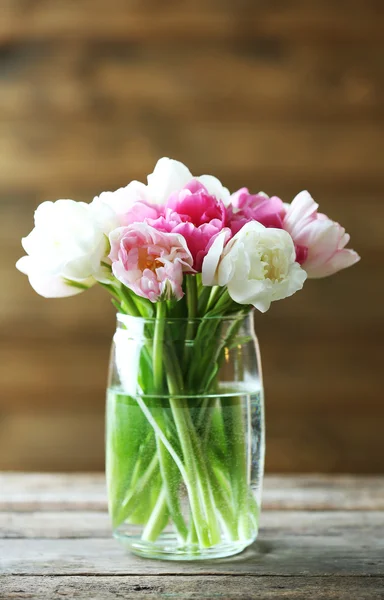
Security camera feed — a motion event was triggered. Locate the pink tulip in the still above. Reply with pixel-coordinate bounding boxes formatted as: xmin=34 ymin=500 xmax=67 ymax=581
xmin=122 ymin=201 xmax=160 ymax=226
xmin=161 ymin=180 xmax=227 ymax=270
xmin=283 ymin=191 xmax=360 ymax=278
xmin=227 ymin=189 xmax=286 ymax=235
xmin=146 ymin=208 xmax=184 ymax=233
xmin=109 ymin=223 xmax=194 ymax=302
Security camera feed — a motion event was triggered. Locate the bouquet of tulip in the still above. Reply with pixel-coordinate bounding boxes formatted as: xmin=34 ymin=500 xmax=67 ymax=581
xmin=17 ymin=158 xmax=359 ymax=556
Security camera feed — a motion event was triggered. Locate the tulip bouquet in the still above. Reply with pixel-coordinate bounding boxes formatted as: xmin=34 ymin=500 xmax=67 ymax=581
xmin=17 ymin=158 xmax=359 ymax=556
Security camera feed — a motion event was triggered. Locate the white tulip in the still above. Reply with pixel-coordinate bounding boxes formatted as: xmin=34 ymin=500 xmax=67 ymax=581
xmin=94 ymin=180 xmax=149 ymax=220
xmin=147 ymin=158 xmax=231 ymax=205
xmin=16 ymin=198 xmax=119 ymax=297
xmin=202 ymin=221 xmax=307 ymax=312
xmin=146 ymin=157 xmax=193 ymax=204
xmin=195 ymin=174 xmax=231 ymax=207
xmin=15 ymin=255 xmax=94 ymax=297
xmin=94 ymin=158 xmax=231 ymax=210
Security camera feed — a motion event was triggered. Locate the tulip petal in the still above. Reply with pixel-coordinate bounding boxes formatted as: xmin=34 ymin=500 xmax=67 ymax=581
xmin=147 ymin=158 xmax=193 ymax=204
xmin=202 ymin=229 xmax=230 ymax=286
xmin=284 ymin=191 xmax=319 ymax=238
xmin=306 ymin=249 xmax=360 ymax=278
xmin=283 ymin=190 xmax=359 ymax=279
xmin=197 ymin=175 xmax=231 ymax=206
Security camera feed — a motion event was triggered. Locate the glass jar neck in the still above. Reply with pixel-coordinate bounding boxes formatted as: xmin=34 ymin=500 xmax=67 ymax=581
xmin=115 ymin=310 xmax=255 ymax=342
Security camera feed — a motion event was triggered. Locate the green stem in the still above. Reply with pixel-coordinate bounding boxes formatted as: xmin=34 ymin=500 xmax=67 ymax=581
xmin=98 ymin=282 xmax=122 ymax=304
xmin=206 ymin=459 xmax=238 ymax=540
xmin=186 ymin=275 xmax=198 ymax=322
xmin=120 ymin=286 xmax=142 ymax=316
xmin=224 ymin=395 xmax=253 ymax=541
xmin=155 ymin=434 xmax=188 ymax=541
xmin=167 ymin=397 xmax=214 ymax=547
xmin=151 ymin=302 xmax=189 ymax=541
xmin=115 ymin=453 xmax=160 ymax=525
xmin=205 ymin=286 xmax=221 ymax=312
xmin=165 ymin=361 xmax=221 ymax=547
xmin=187 ymin=519 xmax=199 ymax=545
xmin=199 ymin=311 xmax=246 ymax=391
xmin=153 ymin=302 xmax=166 ymax=390
xmin=141 ymin=487 xmax=169 ymax=542
xmin=183 ymin=275 xmax=198 ymax=368
xmin=197 ymin=285 xmax=212 ymax=316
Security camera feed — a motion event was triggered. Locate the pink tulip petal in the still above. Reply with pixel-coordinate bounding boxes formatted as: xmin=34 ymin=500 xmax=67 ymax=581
xmin=228 ymin=189 xmax=285 ymax=234
xmin=283 ymin=191 xmax=359 ymax=278
xmin=109 ymin=223 xmax=193 ymax=302
xmin=306 ymin=248 xmax=360 ymax=278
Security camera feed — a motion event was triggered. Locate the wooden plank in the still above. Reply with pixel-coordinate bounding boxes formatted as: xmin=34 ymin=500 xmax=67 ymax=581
xmin=1 ymin=474 xmax=384 ymax=512
xmin=1 ymin=367 xmax=382 ymax=414
xmin=0 ymin=342 xmax=110 ymax=404
xmin=1 ymin=575 xmax=384 ymax=599
xmin=2 ymin=1 xmax=384 ymax=42
xmin=264 ymin=416 xmax=384 ymax=474
xmin=263 ymin=476 xmax=384 ymax=510
xmin=0 ymin=511 xmax=111 ymax=539
xmin=0 ymin=336 xmax=382 ymax=411
xmin=2 ymin=171 xmax=384 ymax=203
xmin=0 ymin=415 xmax=105 ymax=472
xmin=0 ymin=474 xmax=107 ymax=512
xmin=0 ymin=43 xmax=383 ymax=122
xmin=1 ymin=533 xmax=383 ymax=576
xmin=1 ymin=409 xmax=383 ymax=473
xmin=0 ymin=121 xmax=384 ymax=192
xmin=0 ymin=510 xmax=383 ymax=539
xmin=0 ymin=326 xmax=381 ymax=391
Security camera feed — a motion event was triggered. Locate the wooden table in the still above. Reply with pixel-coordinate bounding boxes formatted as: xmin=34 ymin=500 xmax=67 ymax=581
xmin=0 ymin=474 xmax=383 ymax=599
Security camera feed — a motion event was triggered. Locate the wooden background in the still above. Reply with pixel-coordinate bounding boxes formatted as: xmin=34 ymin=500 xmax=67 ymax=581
xmin=1 ymin=0 xmax=383 ymax=473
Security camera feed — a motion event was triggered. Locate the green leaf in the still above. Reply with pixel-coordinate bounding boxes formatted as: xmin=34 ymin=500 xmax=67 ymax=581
xmin=63 ymin=278 xmax=91 ymax=291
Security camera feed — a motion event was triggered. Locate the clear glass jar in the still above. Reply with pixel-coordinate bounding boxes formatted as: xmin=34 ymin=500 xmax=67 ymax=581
xmin=106 ymin=311 xmax=265 ymax=560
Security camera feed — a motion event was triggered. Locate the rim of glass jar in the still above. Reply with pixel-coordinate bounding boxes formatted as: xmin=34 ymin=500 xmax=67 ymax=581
xmin=116 ymin=311 xmax=253 ymax=326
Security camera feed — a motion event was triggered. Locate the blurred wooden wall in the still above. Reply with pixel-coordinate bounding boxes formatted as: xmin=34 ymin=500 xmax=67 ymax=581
xmin=1 ymin=0 xmax=383 ymax=473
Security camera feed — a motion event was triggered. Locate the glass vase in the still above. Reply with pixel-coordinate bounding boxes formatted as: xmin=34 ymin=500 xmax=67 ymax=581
xmin=106 ymin=311 xmax=265 ymax=560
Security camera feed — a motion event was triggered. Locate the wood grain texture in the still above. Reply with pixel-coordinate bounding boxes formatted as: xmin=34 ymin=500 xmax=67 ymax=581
xmin=1 ymin=45 xmax=383 ymax=122
xmin=2 ymin=474 xmax=384 ymax=511
xmin=2 ymin=1 xmax=384 ymax=42
xmin=1 ymin=0 xmax=383 ymax=472
xmin=2 ymin=576 xmax=384 ymax=600
xmin=1 ymin=527 xmax=383 ymax=577
xmin=0 ymin=475 xmax=383 ymax=598
xmin=1 ymin=510 xmax=383 ymax=539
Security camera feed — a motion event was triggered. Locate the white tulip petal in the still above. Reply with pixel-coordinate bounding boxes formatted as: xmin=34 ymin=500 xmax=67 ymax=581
xmin=16 ymin=255 xmax=31 ymax=275
xmin=94 ymin=181 xmax=148 ymax=219
xmin=202 ymin=230 xmax=230 ymax=286
xmin=17 ymin=197 xmax=116 ymax=298
xmin=284 ymin=191 xmax=319 ymax=238
xmin=203 ymin=219 xmax=306 ymax=312
xmin=197 ymin=175 xmax=231 ymax=206
xmin=147 ymin=157 xmax=193 ymax=204
xmin=32 ymin=270 xmax=94 ymax=298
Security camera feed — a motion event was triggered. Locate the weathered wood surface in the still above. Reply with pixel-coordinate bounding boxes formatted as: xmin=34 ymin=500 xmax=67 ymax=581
xmin=2 ymin=533 xmax=383 ymax=577
xmin=1 ymin=0 xmax=384 ymax=473
xmin=2 ymin=576 xmax=383 ymax=600
xmin=0 ymin=475 xmax=383 ymax=598
xmin=2 ymin=510 xmax=384 ymax=540
xmin=2 ymin=473 xmax=384 ymax=511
